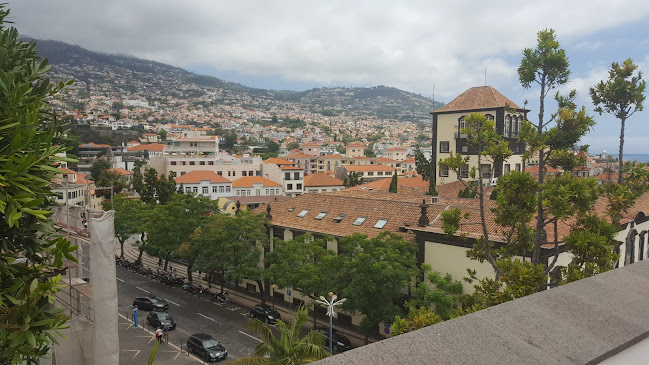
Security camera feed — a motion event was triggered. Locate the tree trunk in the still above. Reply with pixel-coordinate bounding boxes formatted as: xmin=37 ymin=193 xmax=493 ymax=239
xmin=364 ymin=333 xmax=369 ymax=345
xmin=187 ymin=262 xmax=193 ymax=282
xmin=220 ymin=271 xmax=225 ymax=293
xmin=119 ymin=239 xmax=125 ymax=259
xmin=137 ymin=232 xmax=146 ymax=264
xmin=533 ymin=76 xmax=547 ymax=266
xmin=619 ymin=117 xmax=626 ymax=184
xmin=164 ymin=257 xmax=169 ymax=271
xmin=256 ymin=279 xmax=266 ymax=305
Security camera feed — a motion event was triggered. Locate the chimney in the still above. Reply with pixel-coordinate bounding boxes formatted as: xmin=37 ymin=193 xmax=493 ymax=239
xmin=418 ymin=199 xmax=430 ymax=227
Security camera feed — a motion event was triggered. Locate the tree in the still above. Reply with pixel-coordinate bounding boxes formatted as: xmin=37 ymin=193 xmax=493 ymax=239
xmin=343 ymin=172 xmax=363 ymax=188
xmin=286 ymin=141 xmax=300 ymax=151
xmin=96 ymin=170 xmax=128 ymax=199
xmin=90 ymin=158 xmax=111 ymax=181
xmin=267 ymin=141 xmax=280 ymax=153
xmin=332 ymin=232 xmax=418 ymax=344
xmin=145 ymin=194 xmax=217 ymax=270
xmin=590 ymin=58 xmax=646 ymax=184
xmin=405 ymin=265 xmax=463 ymax=321
xmin=113 ymin=196 xmax=143 ymax=258
xmin=266 ymin=234 xmax=337 ymax=329
xmin=413 ymin=147 xmax=433 ymax=182
xmin=390 ymin=308 xmax=442 ymax=337
xmin=231 ymin=306 xmax=330 ymax=364
xmin=0 ymin=7 xmax=78 ymax=362
xmin=158 ymin=129 xmax=167 ymax=141
xmin=518 ymin=29 xmax=595 ymax=266
xmin=388 ymin=172 xmax=398 ymax=193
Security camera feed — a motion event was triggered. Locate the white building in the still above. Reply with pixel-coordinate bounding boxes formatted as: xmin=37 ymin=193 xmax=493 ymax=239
xmin=174 ymin=170 xmax=233 ymax=199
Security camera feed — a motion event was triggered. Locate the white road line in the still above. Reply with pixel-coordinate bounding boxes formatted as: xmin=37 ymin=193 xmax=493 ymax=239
xmin=240 ymin=312 xmax=248 ymax=316
xmin=227 ymin=307 xmax=238 ymax=311
xmin=238 ymin=330 xmax=262 ymax=342
xmin=116 ymin=278 xmax=125 ymax=283
xmin=136 ymin=286 xmax=150 ymax=293
xmin=165 ymin=299 xmax=180 ymax=307
xmin=197 ymin=313 xmax=216 ymax=322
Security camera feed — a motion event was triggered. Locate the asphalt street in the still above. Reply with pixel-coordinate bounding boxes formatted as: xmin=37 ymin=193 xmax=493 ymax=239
xmin=116 ymin=265 xmax=272 ymax=362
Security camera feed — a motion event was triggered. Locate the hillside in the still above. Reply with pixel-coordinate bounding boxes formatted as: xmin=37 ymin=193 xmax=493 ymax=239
xmin=32 ymin=39 xmax=443 ymax=121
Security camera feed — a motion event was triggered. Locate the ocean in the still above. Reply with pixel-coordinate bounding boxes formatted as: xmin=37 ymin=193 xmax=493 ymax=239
xmin=611 ymin=154 xmax=649 ymax=163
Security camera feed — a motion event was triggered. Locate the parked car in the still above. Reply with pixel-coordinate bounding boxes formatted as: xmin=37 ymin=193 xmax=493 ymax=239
xmin=147 ymin=311 xmax=176 ymax=329
xmin=186 ymin=333 xmax=228 ymax=362
xmin=133 ymin=296 xmax=169 ymax=311
xmin=317 ymin=327 xmax=353 ymax=353
xmin=250 ymin=304 xmax=281 ymax=324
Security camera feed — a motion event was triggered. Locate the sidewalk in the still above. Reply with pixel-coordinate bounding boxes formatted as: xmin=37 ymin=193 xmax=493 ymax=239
xmin=119 ymin=243 xmax=374 ymax=348
xmin=118 ymin=310 xmax=202 ymax=364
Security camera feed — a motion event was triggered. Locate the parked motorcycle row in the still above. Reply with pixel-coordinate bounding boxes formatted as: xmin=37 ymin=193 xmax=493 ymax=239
xmin=115 ymin=255 xmax=230 ymax=303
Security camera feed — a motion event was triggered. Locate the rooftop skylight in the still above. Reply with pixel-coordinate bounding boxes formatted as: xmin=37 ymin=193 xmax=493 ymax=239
xmin=297 ymin=209 xmax=309 ymax=218
xmin=373 ymin=219 xmax=388 ymax=229
xmin=352 ymin=216 xmax=367 ymax=226
xmin=314 ymin=212 xmax=327 ymax=220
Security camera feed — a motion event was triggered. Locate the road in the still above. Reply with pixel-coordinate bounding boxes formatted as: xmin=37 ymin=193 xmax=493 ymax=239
xmin=116 ymin=265 xmax=269 ymax=361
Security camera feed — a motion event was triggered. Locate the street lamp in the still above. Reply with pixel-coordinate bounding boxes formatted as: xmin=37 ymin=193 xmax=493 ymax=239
xmin=315 ymin=292 xmax=346 ymax=354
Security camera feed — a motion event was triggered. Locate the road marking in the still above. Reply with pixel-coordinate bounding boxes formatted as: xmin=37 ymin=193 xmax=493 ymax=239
xmin=136 ymin=286 xmax=150 ymax=293
xmin=240 ymin=312 xmax=248 ymax=316
xmin=238 ymin=330 xmax=262 ymax=342
xmin=197 ymin=313 xmax=216 ymax=322
xmin=165 ymin=299 xmax=180 ymax=307
xmin=227 ymin=307 xmax=238 ymax=311
xmin=122 ymin=349 xmax=140 ymax=359
xmin=116 ymin=278 xmax=125 ymax=283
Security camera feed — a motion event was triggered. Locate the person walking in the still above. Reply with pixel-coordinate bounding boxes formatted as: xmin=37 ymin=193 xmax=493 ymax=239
xmin=155 ymin=327 xmax=164 ymax=343
xmin=163 ymin=323 xmax=170 ymax=343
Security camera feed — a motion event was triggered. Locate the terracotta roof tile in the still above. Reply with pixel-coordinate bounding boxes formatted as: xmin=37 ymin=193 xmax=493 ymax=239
xmin=263 ymin=157 xmax=295 ymax=165
xmin=344 ymin=165 xmax=396 ymax=172
xmin=433 ymin=86 xmax=523 ymax=113
xmin=127 ymin=143 xmax=165 ymax=152
xmin=175 ymin=170 xmax=231 ymax=184
xmin=107 ymin=167 xmax=133 ymax=176
xmin=232 ymin=176 xmax=281 ymax=188
xmin=283 ymin=152 xmax=314 ymax=159
xmin=280 ymin=165 xmax=303 ymax=170
xmin=304 ymin=173 xmax=344 ymax=187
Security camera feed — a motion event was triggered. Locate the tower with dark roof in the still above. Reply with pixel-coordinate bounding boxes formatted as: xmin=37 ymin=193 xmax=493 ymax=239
xmin=430 ymin=86 xmax=528 ymax=184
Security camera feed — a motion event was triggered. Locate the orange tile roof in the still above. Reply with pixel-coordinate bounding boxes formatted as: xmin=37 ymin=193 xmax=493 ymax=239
xmin=525 ymin=165 xmax=560 ymax=175
xmin=301 ymin=142 xmax=320 ymax=147
xmin=127 ymin=143 xmax=165 ymax=152
xmin=175 ymin=170 xmax=231 ymax=184
xmin=107 ymin=167 xmax=133 ymax=176
xmin=345 ymin=165 xmax=396 ymax=172
xmin=280 ymin=165 xmax=303 ymax=170
xmin=232 ymin=176 xmax=281 ymax=188
xmin=59 ymin=167 xmax=76 ymax=175
xmin=375 ymin=157 xmax=397 ymax=163
xmin=284 ymin=152 xmax=314 ymax=159
xmin=76 ymin=173 xmax=93 ymax=185
xmin=386 ymin=147 xmax=407 ymax=152
xmin=433 ymin=86 xmax=523 ymax=113
xmin=263 ymin=157 xmax=295 ymax=165
xmin=304 ymin=173 xmax=344 ymax=187
xmin=81 ymin=142 xmax=111 ymax=148
xmin=345 ymin=142 xmax=366 ymax=148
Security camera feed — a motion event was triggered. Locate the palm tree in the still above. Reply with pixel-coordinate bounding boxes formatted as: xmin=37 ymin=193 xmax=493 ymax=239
xmin=231 ymin=306 xmax=330 ymax=365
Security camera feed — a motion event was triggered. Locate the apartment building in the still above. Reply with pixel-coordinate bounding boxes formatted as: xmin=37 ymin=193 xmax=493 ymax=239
xmin=175 ymin=170 xmax=233 ymax=199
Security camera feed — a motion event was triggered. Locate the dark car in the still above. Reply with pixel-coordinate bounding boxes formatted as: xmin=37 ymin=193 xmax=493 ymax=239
xmin=133 ymin=296 xmax=169 ymax=311
xmin=317 ymin=327 xmax=353 ymax=353
xmin=250 ymin=304 xmax=281 ymax=324
xmin=147 ymin=311 xmax=176 ymax=329
xmin=186 ymin=333 xmax=228 ymax=362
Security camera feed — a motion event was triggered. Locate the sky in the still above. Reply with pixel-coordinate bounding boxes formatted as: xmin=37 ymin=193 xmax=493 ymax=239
xmin=9 ymin=0 xmax=649 ymax=154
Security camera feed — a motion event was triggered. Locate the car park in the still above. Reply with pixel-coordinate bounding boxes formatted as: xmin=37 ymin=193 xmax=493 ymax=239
xmin=250 ymin=304 xmax=281 ymax=324
xmin=186 ymin=333 xmax=228 ymax=362
xmin=317 ymin=327 xmax=353 ymax=353
xmin=147 ymin=311 xmax=176 ymax=329
xmin=133 ymin=296 xmax=169 ymax=311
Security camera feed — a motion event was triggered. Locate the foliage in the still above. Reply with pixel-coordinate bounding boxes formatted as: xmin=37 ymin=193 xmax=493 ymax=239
xmin=331 ymin=232 xmax=418 ymax=343
xmin=144 ymin=194 xmax=217 ymax=269
xmin=231 ymin=306 xmax=330 ymax=365
xmin=390 ymin=308 xmax=442 ymax=337
xmin=132 ymin=167 xmax=176 ymax=205
xmin=0 ymin=7 xmax=79 ymax=362
xmin=426 ymin=177 xmax=438 ymax=196
xmin=405 ymin=264 xmax=463 ymax=320
xmin=388 ymin=173 xmax=398 ymax=193
xmin=413 ymin=147 xmax=433 ymax=182
xmin=113 ymin=196 xmax=144 ymax=258
xmin=601 ymin=162 xmax=649 ymax=225
xmin=343 ymin=171 xmax=364 ymax=188
xmin=95 ymin=170 xmax=128 ymax=199
xmin=440 ymin=207 xmax=469 ymax=236
xmin=89 ymin=158 xmax=110 ymax=181
xmin=562 ymin=214 xmax=619 ymax=282
xmin=590 ymin=58 xmax=646 ymax=183
xmin=286 ymin=141 xmax=301 ymax=151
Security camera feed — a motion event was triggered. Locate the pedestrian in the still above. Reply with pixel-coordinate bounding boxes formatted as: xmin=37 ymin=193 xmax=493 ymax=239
xmin=163 ymin=323 xmax=170 ymax=343
xmin=158 ymin=257 xmax=162 ymax=267
xmin=155 ymin=327 xmax=164 ymax=343
xmin=169 ymin=263 xmax=173 ymax=271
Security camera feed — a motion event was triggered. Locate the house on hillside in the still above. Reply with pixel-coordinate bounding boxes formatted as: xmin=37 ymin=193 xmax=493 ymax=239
xmin=304 ymin=172 xmax=345 ymax=193
xmin=174 ymin=170 xmax=232 ymax=199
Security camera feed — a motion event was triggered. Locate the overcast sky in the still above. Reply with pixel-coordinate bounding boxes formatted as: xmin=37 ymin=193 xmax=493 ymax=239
xmin=10 ymin=0 xmax=649 ymax=154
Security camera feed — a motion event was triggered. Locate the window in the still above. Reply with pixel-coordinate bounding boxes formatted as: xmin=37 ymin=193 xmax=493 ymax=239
xmin=249 ymin=171 xmax=254 ymax=176
xmin=285 ymin=173 xmax=291 ymax=180
xmin=185 ymin=187 xmax=191 ymax=193
xmin=202 ymin=187 xmax=209 ymax=195
xmin=192 ymin=187 xmax=198 ymax=193
xmin=200 ymin=161 xmax=205 ymax=165
xmin=485 ymin=114 xmax=494 ymax=121
xmin=169 ymin=171 xmax=177 ymax=178
xmin=296 ymin=183 xmax=302 ymax=189
xmin=480 ymin=164 xmax=491 ymax=179
xmin=226 ymin=186 xmax=231 ymax=193
xmin=232 ymin=171 xmax=236 ymax=177
xmin=180 ymin=172 xmax=186 ymax=176
xmin=353 ymin=216 xmax=367 ymax=226
xmin=439 ymin=167 xmax=449 ymax=177
xmin=314 ymin=212 xmax=327 ymax=220
xmin=171 ymin=161 xmax=177 ymax=166
xmin=217 ymin=171 xmax=222 ymax=175
xmin=367 ymin=172 xmax=374 ymax=176
xmin=440 ymin=141 xmax=450 ymax=153
xmin=373 ymin=218 xmax=388 ymax=229
xmin=212 ymin=186 xmax=218 ymax=193
xmin=459 ymin=165 xmax=469 ymax=179
xmin=242 ymin=171 xmax=247 ymax=177
xmin=458 ymin=116 xmax=467 ymax=135
xmin=515 ymin=116 xmax=521 ymax=136
xmin=515 ymin=163 xmax=521 ymax=172
xmin=181 ymin=161 xmax=186 ymax=165
xmin=377 ymin=171 xmax=383 ymax=176
xmin=189 ymin=161 xmax=195 ymax=165
xmin=287 ymin=184 xmax=293 ymax=190
xmin=386 ymin=171 xmax=393 ymax=175
xmin=297 ymin=209 xmax=309 ymax=218
xmin=228 ymin=171 xmax=231 ymax=176
xmin=504 ymin=164 xmax=511 ymax=175
xmin=208 ymin=161 xmax=214 ymax=165
xmin=461 ymin=145 xmax=468 ymax=153
xmin=505 ymin=115 xmax=512 ymax=137
xmin=333 ymin=213 xmax=346 ymax=223
xmin=256 ymin=189 xmax=260 ymax=196
xmin=294 ymin=172 xmax=300 ymax=180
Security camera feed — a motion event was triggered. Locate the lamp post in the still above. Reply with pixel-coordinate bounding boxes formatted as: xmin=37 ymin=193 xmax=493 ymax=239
xmin=315 ymin=292 xmax=346 ymax=354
